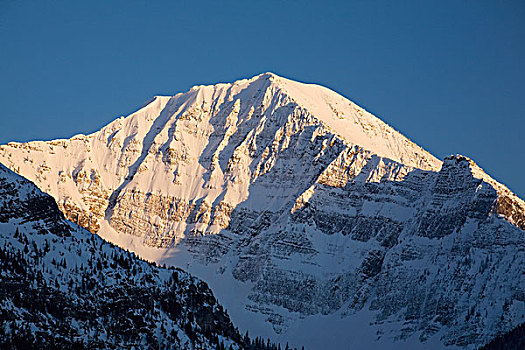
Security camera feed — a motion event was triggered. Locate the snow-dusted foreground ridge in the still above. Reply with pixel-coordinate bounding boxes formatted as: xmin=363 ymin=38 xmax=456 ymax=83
xmin=1 ymin=73 xmax=524 ymax=349
xmin=0 ymin=164 xmax=284 ymax=349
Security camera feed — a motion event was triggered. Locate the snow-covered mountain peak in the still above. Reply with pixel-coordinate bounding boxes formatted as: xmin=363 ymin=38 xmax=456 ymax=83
xmin=441 ymin=154 xmax=488 ymax=177
xmin=442 ymin=154 xmax=525 ymax=229
xmin=1 ymin=74 xmax=523 ymax=349
xmin=128 ymin=72 xmax=441 ymax=171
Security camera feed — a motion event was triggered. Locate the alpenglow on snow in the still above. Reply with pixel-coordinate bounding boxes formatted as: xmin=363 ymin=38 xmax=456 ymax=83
xmin=0 ymin=73 xmax=523 ymax=349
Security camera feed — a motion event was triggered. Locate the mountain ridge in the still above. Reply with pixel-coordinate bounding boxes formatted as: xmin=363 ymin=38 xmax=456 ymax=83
xmin=0 ymin=73 xmax=523 ymax=349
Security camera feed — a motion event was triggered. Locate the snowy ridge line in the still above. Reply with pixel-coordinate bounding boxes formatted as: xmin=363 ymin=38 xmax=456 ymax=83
xmin=0 ymin=73 xmax=523 ymax=349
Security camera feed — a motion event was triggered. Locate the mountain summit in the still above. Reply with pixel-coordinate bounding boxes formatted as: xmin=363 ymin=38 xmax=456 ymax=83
xmin=0 ymin=72 xmax=441 ymax=234
xmin=0 ymin=73 xmax=523 ymax=349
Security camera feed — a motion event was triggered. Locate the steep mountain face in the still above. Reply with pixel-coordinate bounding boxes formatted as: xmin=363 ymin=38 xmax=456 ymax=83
xmin=0 ymin=73 xmax=523 ymax=349
xmin=0 ymin=73 xmax=441 ymax=237
xmin=0 ymin=164 xmax=270 ymax=349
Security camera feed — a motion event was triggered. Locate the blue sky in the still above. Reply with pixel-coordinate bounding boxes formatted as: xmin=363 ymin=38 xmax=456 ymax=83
xmin=1 ymin=0 xmax=524 ymax=197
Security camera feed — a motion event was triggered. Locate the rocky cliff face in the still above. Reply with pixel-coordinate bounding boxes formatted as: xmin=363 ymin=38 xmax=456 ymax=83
xmin=0 ymin=73 xmax=523 ymax=349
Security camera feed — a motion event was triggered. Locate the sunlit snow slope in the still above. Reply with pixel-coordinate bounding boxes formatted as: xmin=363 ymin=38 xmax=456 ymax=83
xmin=1 ymin=73 xmax=523 ymax=349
